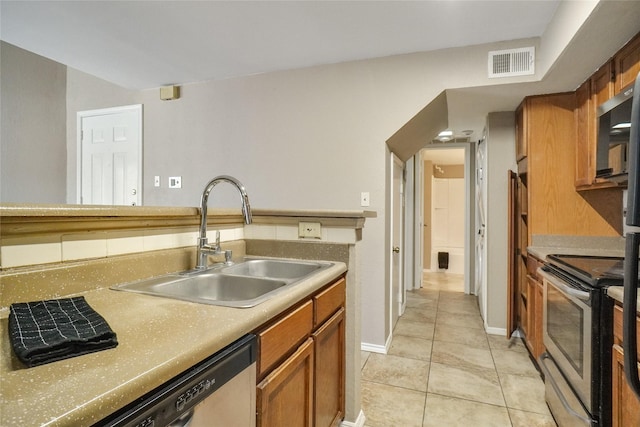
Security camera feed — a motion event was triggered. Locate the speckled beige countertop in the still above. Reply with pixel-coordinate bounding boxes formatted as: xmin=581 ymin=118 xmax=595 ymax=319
xmin=526 ymin=235 xmax=640 ymax=314
xmin=0 ymin=262 xmax=347 ymax=427
xmin=607 ymin=286 xmax=640 ymax=313
xmin=527 ymin=234 xmax=626 ymax=260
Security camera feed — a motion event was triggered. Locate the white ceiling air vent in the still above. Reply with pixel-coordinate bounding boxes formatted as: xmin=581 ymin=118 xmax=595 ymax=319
xmin=430 ymin=136 xmax=471 ymax=144
xmin=488 ymin=47 xmax=535 ymax=78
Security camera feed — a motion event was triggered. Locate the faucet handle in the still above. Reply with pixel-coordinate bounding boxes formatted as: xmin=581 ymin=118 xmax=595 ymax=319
xmin=215 ymin=230 xmax=221 ymax=248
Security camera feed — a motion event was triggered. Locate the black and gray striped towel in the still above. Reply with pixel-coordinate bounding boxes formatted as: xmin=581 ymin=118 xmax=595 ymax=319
xmin=8 ymin=296 xmax=118 ymax=367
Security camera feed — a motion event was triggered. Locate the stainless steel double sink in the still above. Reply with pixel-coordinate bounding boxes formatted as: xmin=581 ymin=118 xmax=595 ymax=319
xmin=112 ymin=258 xmax=333 ymax=308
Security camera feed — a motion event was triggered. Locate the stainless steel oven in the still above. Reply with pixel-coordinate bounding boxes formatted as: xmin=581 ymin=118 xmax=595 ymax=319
xmin=539 ymin=268 xmax=593 ymax=426
xmin=537 ymin=255 xmax=619 ymax=427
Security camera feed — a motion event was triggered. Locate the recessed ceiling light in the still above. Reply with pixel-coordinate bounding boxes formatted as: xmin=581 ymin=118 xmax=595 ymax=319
xmin=438 ymin=130 xmax=453 ymax=137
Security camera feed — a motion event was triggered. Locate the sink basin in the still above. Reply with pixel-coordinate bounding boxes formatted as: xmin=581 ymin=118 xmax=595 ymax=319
xmin=114 ymin=273 xmax=288 ymax=308
xmin=221 ymin=259 xmax=322 ymax=280
xmin=112 ymin=258 xmax=333 ymax=308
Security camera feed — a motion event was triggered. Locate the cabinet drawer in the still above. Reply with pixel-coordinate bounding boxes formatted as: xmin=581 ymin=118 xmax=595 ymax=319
xmin=526 ymin=255 xmax=543 ymax=280
xmin=258 ymin=300 xmax=313 ymax=376
xmin=314 ymin=277 xmax=346 ymax=328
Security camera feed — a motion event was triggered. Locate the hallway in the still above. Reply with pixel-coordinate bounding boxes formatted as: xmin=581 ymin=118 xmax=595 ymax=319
xmin=360 ymin=273 xmax=556 ymax=426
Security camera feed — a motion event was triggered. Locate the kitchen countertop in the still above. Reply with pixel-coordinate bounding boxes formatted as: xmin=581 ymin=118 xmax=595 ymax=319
xmin=0 ymin=261 xmax=347 ymax=426
xmin=607 ymin=287 xmax=640 ymax=314
xmin=526 ymin=235 xmax=640 ymax=314
xmin=527 ymin=234 xmax=626 ymax=261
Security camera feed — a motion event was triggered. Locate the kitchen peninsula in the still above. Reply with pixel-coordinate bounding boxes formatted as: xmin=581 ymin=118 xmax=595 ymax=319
xmin=0 ymin=204 xmax=374 ymax=426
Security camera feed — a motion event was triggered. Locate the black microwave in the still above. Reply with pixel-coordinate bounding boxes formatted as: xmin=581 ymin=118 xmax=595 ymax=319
xmin=595 ymin=83 xmax=635 ymax=182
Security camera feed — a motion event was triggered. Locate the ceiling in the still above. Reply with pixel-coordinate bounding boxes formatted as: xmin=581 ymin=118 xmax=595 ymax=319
xmin=0 ymin=1 xmax=560 ymax=90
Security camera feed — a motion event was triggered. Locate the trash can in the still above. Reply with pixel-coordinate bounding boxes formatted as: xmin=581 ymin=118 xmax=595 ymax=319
xmin=438 ymin=252 xmax=449 ymax=270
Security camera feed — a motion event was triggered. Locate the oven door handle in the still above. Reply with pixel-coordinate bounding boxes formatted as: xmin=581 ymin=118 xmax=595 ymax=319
xmin=538 ymin=268 xmax=591 ymax=301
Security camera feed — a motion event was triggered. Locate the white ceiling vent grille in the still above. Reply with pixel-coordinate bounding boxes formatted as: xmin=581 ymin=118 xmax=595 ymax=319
xmin=488 ymin=47 xmax=535 ymax=78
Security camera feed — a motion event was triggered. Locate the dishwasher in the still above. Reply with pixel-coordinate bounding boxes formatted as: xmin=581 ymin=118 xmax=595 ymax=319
xmin=96 ymin=334 xmax=257 ymax=427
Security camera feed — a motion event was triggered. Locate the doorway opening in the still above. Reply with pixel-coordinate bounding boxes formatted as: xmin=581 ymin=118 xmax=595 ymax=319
xmin=419 ymin=145 xmax=471 ymax=294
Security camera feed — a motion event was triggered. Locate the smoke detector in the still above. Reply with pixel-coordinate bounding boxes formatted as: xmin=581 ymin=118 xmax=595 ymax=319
xmin=488 ymin=47 xmax=535 ymax=78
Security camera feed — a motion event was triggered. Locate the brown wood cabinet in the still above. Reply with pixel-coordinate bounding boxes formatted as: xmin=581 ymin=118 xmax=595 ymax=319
xmin=612 ymin=305 xmax=640 ymax=427
xmin=509 ymin=92 xmax=620 ymax=345
xmin=258 ymin=300 xmax=313 ymax=376
xmin=313 ymin=308 xmax=345 ymax=427
xmin=515 ymin=102 xmax=527 ymax=161
xmin=575 ymin=31 xmax=640 ymax=190
xmin=575 ymin=66 xmax=619 ymax=190
xmin=525 ymin=255 xmax=544 ymax=360
xmin=615 ymin=32 xmax=640 ymax=94
xmin=256 ymin=277 xmax=346 ymax=427
xmin=257 ymin=338 xmax=315 ymax=427
xmin=575 ymin=79 xmax=593 ymax=188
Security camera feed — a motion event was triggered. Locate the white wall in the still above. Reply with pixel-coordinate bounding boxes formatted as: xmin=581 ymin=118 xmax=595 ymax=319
xmin=1 ymin=42 xmax=67 ymax=203
xmin=484 ymin=112 xmax=517 ymax=334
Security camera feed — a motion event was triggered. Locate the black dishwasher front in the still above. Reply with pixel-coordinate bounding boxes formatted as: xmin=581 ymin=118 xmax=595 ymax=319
xmin=95 ymin=334 xmax=257 ymax=427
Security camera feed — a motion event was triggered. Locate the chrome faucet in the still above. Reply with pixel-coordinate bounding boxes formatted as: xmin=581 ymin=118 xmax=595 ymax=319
xmin=195 ymin=175 xmax=252 ymax=270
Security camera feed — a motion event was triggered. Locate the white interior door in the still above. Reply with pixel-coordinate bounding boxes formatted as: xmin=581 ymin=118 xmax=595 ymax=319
xmin=476 ymin=137 xmax=487 ymax=318
xmin=391 ymin=154 xmax=404 ymax=331
xmin=78 ymin=105 xmax=142 ymax=206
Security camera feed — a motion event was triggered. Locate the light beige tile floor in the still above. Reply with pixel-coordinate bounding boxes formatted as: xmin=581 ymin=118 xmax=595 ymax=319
xmin=360 ymin=272 xmax=557 ymax=427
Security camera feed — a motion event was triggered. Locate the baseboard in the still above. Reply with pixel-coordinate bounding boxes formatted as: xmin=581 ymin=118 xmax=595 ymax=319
xmin=341 ymin=410 xmax=366 ymax=427
xmin=361 ymin=333 xmax=392 ymax=354
xmin=485 ymin=326 xmax=507 ymax=336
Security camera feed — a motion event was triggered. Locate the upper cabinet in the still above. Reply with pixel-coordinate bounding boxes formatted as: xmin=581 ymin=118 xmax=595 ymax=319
xmin=515 ymin=102 xmax=527 ymax=162
xmin=575 ymin=79 xmax=592 ymax=188
xmin=575 ymin=32 xmax=640 ymax=191
xmin=615 ymin=33 xmax=640 ymax=94
xmin=575 ymin=62 xmax=618 ymax=190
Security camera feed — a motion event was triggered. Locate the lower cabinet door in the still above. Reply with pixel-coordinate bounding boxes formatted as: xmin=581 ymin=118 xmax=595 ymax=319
xmin=313 ymin=308 xmax=345 ymax=427
xmin=257 ymin=338 xmax=314 ymax=427
xmin=612 ymin=344 xmax=640 ymax=427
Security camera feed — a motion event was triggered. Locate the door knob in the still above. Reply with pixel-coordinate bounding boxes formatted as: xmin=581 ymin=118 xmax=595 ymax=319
xmin=392 ymin=246 xmax=400 ymax=253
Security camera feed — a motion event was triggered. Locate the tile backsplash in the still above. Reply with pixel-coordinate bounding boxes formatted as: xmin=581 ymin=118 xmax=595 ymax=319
xmin=1 ymin=227 xmax=245 ymax=269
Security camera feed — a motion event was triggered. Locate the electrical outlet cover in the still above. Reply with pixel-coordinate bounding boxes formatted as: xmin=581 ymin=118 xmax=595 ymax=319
xmin=168 ymin=176 xmax=182 ymax=189
xmin=298 ymin=222 xmax=322 ymax=239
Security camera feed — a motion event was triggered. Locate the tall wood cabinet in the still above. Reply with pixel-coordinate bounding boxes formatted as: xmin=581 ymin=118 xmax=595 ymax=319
xmin=256 ymin=277 xmax=346 ymax=427
xmin=509 ymin=92 xmax=620 ymax=344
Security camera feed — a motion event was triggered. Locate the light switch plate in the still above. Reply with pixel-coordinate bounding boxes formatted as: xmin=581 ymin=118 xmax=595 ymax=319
xmin=360 ymin=192 xmax=370 ymax=207
xmin=298 ymin=222 xmax=322 ymax=239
